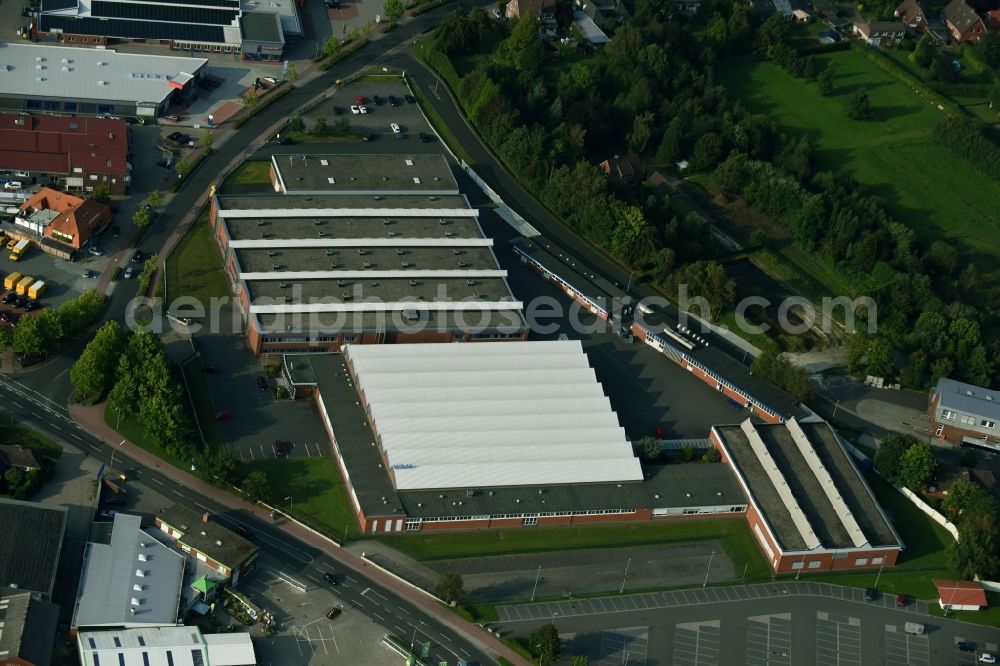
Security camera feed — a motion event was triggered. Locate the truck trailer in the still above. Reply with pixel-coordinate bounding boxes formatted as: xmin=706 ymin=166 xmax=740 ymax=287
xmin=15 ymin=275 xmax=34 ymax=295
xmin=27 ymin=280 xmax=46 ymax=299
xmin=3 ymin=272 xmax=22 ymax=291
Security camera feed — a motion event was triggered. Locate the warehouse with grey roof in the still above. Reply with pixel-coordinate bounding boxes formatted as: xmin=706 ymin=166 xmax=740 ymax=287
xmin=710 ymin=418 xmax=902 ymax=573
xmin=282 ymin=341 xmax=750 ymax=534
xmin=211 ymin=154 xmax=526 ymax=355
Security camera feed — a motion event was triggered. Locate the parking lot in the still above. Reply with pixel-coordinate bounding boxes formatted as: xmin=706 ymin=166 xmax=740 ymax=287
xmin=194 ymin=332 xmax=331 ymax=461
xmin=673 ymin=620 xmax=721 ymax=666
xmin=240 ymin=554 xmax=400 ymax=666
xmin=498 ymin=582 xmax=1000 ymax=666
xmin=0 ymin=234 xmax=106 ymax=313
xmin=297 ymin=78 xmax=433 ymax=142
xmin=816 ymin=611 xmax=861 ymax=666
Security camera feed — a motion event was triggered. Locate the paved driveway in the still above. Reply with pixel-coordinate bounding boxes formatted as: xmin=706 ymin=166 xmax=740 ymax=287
xmin=195 ymin=332 xmax=331 ymax=460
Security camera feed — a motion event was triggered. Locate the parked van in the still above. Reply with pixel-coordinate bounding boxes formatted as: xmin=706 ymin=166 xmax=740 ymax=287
xmin=904 ymin=622 xmax=925 ymax=635
xmin=27 ymin=280 xmax=46 ymax=300
xmin=15 ymin=275 xmax=34 ymax=296
xmin=4 ymin=272 xmax=22 ymax=291
xmin=9 ymin=239 xmax=29 ymax=261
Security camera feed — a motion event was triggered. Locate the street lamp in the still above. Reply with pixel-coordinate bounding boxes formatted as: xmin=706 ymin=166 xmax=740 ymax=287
xmin=109 ymin=439 xmax=125 ymax=468
xmin=531 ymin=565 xmax=542 ymax=602
xmin=620 ymin=558 xmax=631 ymax=594
xmin=285 ymin=496 xmax=293 ymax=513
xmin=703 ymin=550 xmax=716 ymax=587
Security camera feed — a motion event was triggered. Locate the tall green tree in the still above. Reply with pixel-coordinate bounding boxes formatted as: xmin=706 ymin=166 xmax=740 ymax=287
xmin=873 ymin=434 xmax=916 ymax=483
xmin=435 ymin=573 xmax=464 ymax=602
xmin=529 ymin=624 xmax=561 ymax=666
xmin=70 ymin=321 xmax=127 ymax=404
xmin=383 ymin=0 xmax=404 ymax=23
xmin=242 ymin=470 xmax=272 ymax=503
xmin=897 ymin=442 xmax=936 ymax=491
xmin=844 ymin=88 xmax=871 ymax=120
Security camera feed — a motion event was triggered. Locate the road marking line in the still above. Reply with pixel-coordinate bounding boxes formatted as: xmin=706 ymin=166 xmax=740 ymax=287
xmin=195 ymin=502 xmax=210 ymax=511
xmin=71 ymin=433 xmax=83 ymax=441
xmin=372 ymin=612 xmax=385 ymax=622
xmin=368 ymin=588 xmax=388 ymax=602
xmin=11 ymin=401 xmax=24 ymax=408
xmin=459 ymin=648 xmax=471 ymax=657
xmin=150 ymin=477 xmax=163 ymax=485
xmin=172 ymin=490 xmax=184 ymax=497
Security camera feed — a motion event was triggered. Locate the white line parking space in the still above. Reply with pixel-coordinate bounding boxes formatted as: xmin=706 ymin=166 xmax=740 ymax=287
xmin=746 ymin=613 xmax=792 ymax=666
xmin=673 ymin=620 xmax=720 ymax=666
xmin=816 ymin=611 xmax=861 ymax=666
xmin=884 ymin=625 xmax=930 ymax=666
xmin=597 ymin=626 xmax=648 ymax=666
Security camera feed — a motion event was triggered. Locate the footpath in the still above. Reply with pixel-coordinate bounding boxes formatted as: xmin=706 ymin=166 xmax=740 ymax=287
xmin=68 ymin=401 xmax=528 ymax=666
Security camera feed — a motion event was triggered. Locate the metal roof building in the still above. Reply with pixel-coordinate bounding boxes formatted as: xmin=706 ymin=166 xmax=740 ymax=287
xmin=0 ymin=43 xmax=207 ymax=118
xmin=270 ymin=154 xmax=460 ymax=196
xmin=72 ymin=514 xmax=185 ymax=629
xmin=344 ymin=340 xmax=644 ymax=490
xmin=77 ymin=625 xmax=256 ymax=666
xmin=210 ymin=171 xmax=526 ymax=356
xmin=0 ymin=591 xmax=60 ymax=666
xmin=710 ymin=418 xmax=903 ymax=573
xmin=0 ymin=498 xmax=67 ymax=597
xmin=930 ymin=377 xmax=1000 ymax=446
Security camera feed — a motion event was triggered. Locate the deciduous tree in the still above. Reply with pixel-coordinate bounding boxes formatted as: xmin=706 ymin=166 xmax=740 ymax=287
xmin=435 ymin=573 xmax=464 ymax=602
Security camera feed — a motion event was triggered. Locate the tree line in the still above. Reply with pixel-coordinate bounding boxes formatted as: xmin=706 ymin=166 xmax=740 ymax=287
xmin=2 ymin=289 xmax=106 ymax=365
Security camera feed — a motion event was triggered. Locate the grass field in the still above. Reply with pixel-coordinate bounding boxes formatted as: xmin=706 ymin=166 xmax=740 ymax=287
xmin=719 ymin=52 xmax=1000 ymax=286
xmin=181 ymin=358 xmax=225 ymax=452
xmin=378 ymin=517 xmax=771 ymax=580
xmin=164 ymin=208 xmax=230 ymax=307
xmin=243 ymin=457 xmax=360 ymax=541
xmin=223 ymin=160 xmax=271 ymax=186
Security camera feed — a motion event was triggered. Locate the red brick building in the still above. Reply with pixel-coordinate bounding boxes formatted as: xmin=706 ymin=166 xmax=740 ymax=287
xmin=942 ymin=0 xmax=986 ymax=42
xmin=929 ymin=377 xmax=1000 ymax=449
xmin=710 ymin=418 xmax=902 ymax=573
xmin=155 ymin=506 xmax=258 ymax=587
xmin=0 ymin=113 xmax=130 ymax=194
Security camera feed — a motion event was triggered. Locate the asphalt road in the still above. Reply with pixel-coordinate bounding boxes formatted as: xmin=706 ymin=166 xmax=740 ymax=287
xmin=0 ymin=372 xmax=491 ymax=665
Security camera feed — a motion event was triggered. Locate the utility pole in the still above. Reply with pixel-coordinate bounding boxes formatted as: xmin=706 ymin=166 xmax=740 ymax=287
xmin=531 ymin=565 xmax=541 ymax=602
xmin=873 ymin=556 xmax=886 ymax=590
xmin=620 ymin=558 xmax=631 ymax=594
xmin=703 ymin=551 xmax=716 ymax=587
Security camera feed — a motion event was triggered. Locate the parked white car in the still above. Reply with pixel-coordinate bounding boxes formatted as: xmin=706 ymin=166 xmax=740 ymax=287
xmin=390 ymin=122 xmax=401 ymax=134
xmin=359 ymin=105 xmax=368 ymax=114
xmin=350 ymin=105 xmax=360 ymax=114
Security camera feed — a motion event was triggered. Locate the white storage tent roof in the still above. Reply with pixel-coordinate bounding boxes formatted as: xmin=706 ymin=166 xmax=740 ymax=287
xmin=344 ymin=340 xmax=642 ymax=490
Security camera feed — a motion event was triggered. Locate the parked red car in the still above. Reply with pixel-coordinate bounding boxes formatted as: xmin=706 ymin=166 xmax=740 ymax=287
xmin=214 ymin=410 xmax=232 ymax=421
xmin=354 ymin=95 xmax=365 ymax=104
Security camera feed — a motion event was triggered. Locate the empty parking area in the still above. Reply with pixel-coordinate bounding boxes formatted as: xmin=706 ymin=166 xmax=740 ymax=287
xmin=746 ymin=613 xmax=792 ymax=666
xmin=815 ymin=611 xmax=861 ymax=666
xmin=597 ymin=626 xmax=649 ymax=666
xmin=673 ymin=620 xmax=721 ymax=666
xmin=884 ymin=624 xmax=930 ymax=666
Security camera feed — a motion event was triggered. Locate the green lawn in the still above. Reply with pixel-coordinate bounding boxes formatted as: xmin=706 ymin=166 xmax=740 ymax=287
xmin=223 ymin=160 xmax=271 ymax=187
xmin=164 ymin=207 xmax=230 ymax=307
xmin=928 ymin=591 xmax=1000 ymax=628
xmin=378 ymin=518 xmax=771 ymax=579
xmin=719 ymin=52 xmax=1000 ymax=287
xmin=104 ymin=407 xmax=191 ymax=472
xmin=285 ymin=131 xmax=365 ymax=144
xmin=243 ymin=457 xmax=360 ymax=540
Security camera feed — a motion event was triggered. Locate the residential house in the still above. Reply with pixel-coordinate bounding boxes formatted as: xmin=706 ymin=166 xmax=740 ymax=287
xmin=934 ymin=579 xmax=989 ymax=611
xmin=0 ymin=445 xmax=43 ymax=474
xmin=598 ymin=154 xmax=644 ymax=186
xmin=16 ymin=188 xmax=112 ymax=256
xmin=0 ymin=113 xmax=130 ymax=194
xmin=941 ymin=0 xmax=985 ymax=43
xmin=156 ymin=506 xmax=259 ymax=587
xmin=987 ymin=9 xmax=1000 ymax=31
xmin=0 ymin=591 xmax=60 ymax=666
xmin=854 ymin=20 xmax=907 ymax=45
xmin=894 ymin=0 xmax=928 ymax=32
xmin=929 ymin=377 xmax=1000 ymax=447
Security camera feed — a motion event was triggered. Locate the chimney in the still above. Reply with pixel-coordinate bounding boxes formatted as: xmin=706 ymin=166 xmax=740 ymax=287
xmin=202 ymin=513 xmax=210 ymax=523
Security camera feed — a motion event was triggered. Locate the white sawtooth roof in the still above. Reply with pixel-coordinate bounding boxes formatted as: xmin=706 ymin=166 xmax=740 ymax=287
xmin=345 ymin=340 xmax=642 ymax=490
xmin=392 ymin=459 xmax=643 ymax=490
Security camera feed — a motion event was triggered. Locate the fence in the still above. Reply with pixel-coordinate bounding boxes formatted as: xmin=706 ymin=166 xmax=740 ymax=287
xmin=899 ymin=486 xmax=960 ymax=541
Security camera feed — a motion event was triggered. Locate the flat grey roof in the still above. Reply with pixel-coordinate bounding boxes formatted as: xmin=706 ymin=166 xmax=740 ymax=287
xmin=935 ymin=377 xmax=1000 ymax=421
xmin=0 ymin=499 xmax=67 ymax=597
xmin=157 ymin=505 xmax=257 ymax=569
xmin=224 ymin=214 xmax=483 ymax=242
xmin=215 ymin=193 xmax=471 ymax=212
xmin=272 ymin=154 xmax=459 ymax=194
xmin=73 ymin=514 xmax=185 ymax=629
xmin=247 ymin=276 xmax=514 ymax=305
xmin=236 ymin=246 xmax=498 ymax=273
xmin=0 ymin=43 xmax=207 ymax=105
xmin=715 ymin=420 xmax=898 ymax=552
xmin=241 ymin=11 xmax=284 ymax=44
xmin=256 ymin=308 xmax=525 ymax=332
xmin=303 ymin=352 xmax=744 ymax=517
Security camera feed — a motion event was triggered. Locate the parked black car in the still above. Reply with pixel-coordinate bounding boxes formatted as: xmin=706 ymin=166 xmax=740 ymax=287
xmin=22 ymin=300 xmax=39 ymax=312
xmin=404 ymin=94 xmax=415 ymax=104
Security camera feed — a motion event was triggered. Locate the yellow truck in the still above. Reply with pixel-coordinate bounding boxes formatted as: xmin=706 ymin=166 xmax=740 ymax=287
xmin=9 ymin=239 xmax=29 ymax=262
xmin=4 ymin=272 xmax=22 ymax=291
xmin=15 ymin=275 xmax=34 ymax=296
xmin=27 ymin=280 xmax=46 ymax=300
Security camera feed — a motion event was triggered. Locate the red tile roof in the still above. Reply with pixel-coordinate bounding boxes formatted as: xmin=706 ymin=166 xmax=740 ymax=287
xmin=0 ymin=113 xmax=128 ymax=178
xmin=933 ymin=579 xmax=989 ymax=607
xmin=22 ymin=187 xmax=111 ymax=249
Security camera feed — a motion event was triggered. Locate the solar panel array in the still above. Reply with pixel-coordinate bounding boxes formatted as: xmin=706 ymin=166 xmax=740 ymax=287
xmin=92 ymin=0 xmax=239 ymax=25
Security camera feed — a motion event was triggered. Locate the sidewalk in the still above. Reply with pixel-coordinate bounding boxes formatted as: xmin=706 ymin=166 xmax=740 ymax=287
xmin=68 ymin=400 xmax=528 ymax=666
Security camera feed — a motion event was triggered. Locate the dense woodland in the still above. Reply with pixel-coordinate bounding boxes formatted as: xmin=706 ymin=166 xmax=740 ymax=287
xmin=425 ymin=1 xmax=1000 ymax=389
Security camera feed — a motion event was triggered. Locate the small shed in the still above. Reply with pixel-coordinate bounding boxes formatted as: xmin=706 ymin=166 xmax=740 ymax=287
xmin=792 ymin=8 xmax=810 ymax=22
xmin=934 ymin=579 xmax=988 ymax=611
